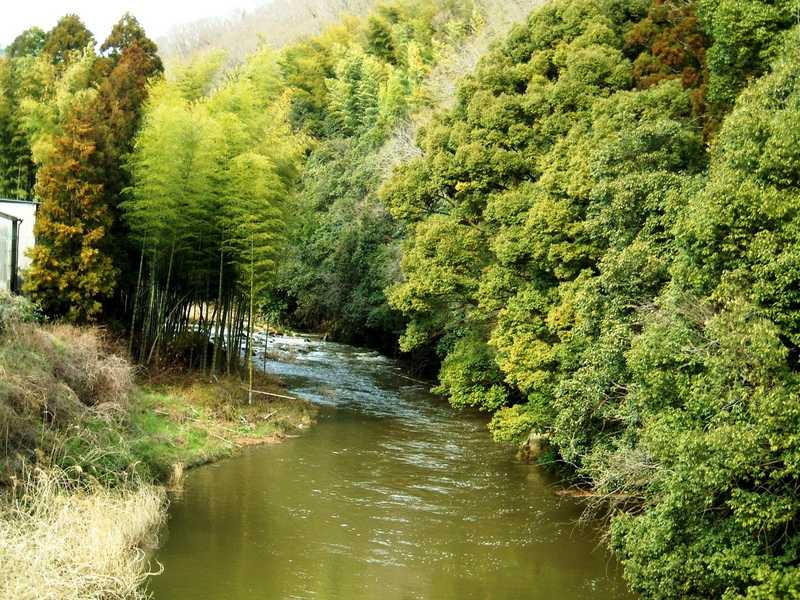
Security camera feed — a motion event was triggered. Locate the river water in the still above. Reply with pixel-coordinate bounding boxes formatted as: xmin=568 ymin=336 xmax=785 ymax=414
xmin=148 ymin=336 xmax=631 ymax=599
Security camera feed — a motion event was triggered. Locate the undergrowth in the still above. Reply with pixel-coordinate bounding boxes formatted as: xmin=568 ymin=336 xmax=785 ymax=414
xmin=0 ymin=465 xmax=164 ymax=600
xmin=0 ymin=292 xmax=317 ymax=598
xmin=0 ymin=293 xmax=316 ymax=486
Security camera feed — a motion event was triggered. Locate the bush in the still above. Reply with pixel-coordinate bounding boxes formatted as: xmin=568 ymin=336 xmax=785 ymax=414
xmin=0 ymin=292 xmax=38 ymax=334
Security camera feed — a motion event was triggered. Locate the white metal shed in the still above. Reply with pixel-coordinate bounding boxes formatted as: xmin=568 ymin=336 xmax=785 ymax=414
xmin=0 ymin=199 xmax=37 ymax=293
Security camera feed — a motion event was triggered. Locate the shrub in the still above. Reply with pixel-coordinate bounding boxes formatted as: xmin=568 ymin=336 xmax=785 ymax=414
xmin=0 ymin=291 xmax=38 ymax=334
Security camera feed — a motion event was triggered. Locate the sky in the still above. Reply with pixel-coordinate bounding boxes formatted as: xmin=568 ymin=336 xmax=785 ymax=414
xmin=1 ymin=0 xmax=267 ymax=47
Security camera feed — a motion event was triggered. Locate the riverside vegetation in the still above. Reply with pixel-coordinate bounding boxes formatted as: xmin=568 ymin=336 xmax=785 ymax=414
xmin=1 ymin=0 xmax=800 ymax=598
xmin=0 ymin=292 xmax=315 ymax=598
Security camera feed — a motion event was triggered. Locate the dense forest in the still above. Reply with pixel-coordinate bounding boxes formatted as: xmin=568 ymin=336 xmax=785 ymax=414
xmin=2 ymin=0 xmax=800 ymax=597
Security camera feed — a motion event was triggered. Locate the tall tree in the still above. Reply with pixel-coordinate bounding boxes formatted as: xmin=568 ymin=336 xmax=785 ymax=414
xmin=25 ymin=98 xmax=115 ymax=321
xmin=7 ymin=27 xmax=47 ymax=59
xmin=21 ymin=14 xmax=163 ymax=321
xmin=95 ymin=14 xmax=163 ymax=194
xmin=94 ymin=15 xmax=164 ymax=315
xmin=43 ymin=15 xmax=95 ymax=66
xmin=101 ymin=12 xmax=162 ymax=70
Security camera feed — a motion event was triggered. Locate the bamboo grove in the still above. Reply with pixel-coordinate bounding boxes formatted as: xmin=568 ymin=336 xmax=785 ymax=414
xmin=0 ymin=0 xmax=486 ymax=370
xmin=123 ymin=50 xmax=304 ymax=377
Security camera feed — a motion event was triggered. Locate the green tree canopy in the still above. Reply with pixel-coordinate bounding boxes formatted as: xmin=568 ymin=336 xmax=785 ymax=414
xmin=7 ymin=27 xmax=47 ymax=59
xmin=43 ymin=14 xmax=95 ymax=65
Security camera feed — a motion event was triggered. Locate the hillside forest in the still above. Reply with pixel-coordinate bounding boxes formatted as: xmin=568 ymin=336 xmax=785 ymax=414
xmin=2 ymin=0 xmax=800 ymax=597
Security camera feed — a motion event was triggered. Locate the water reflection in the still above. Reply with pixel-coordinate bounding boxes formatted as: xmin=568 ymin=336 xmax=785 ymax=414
xmin=149 ymin=336 xmax=631 ymax=599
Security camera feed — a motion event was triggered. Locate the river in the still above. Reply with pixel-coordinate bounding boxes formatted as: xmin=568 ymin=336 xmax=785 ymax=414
xmin=148 ymin=335 xmax=632 ymax=599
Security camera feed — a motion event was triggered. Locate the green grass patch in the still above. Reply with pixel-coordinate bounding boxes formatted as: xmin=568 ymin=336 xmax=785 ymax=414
xmin=127 ymin=389 xmax=233 ymax=480
xmin=57 ymin=377 xmax=317 ymax=486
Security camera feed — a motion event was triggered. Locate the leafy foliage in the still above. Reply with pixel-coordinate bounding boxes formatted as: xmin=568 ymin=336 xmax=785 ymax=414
xmin=607 ymin=36 xmax=800 ymax=598
xmin=24 ymin=98 xmax=116 ymax=321
xmin=42 ymin=15 xmax=95 ymax=66
xmin=125 ymin=48 xmax=304 ymax=370
xmin=2 ymin=14 xmax=162 ymax=320
xmin=384 ymin=0 xmax=800 ymax=595
xmin=275 ymin=0 xmax=482 ymax=349
xmin=6 ymin=28 xmax=47 ymax=59
xmin=700 ymin=0 xmax=800 ymax=112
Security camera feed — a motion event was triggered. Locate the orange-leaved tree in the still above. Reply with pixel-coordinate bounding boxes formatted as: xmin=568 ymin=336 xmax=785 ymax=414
xmin=25 ymin=100 xmax=116 ymax=321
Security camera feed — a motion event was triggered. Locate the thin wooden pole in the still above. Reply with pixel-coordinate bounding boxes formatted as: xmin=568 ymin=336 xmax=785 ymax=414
xmin=248 ymin=236 xmax=255 ymax=406
xmin=128 ymin=236 xmax=146 ymax=358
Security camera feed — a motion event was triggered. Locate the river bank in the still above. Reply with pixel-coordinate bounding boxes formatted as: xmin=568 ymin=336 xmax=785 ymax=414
xmin=1 ymin=373 xmax=317 ymax=599
xmin=0 ymin=296 xmax=317 ymax=599
xmin=1 ymin=292 xmax=626 ymax=599
xmin=128 ymin=371 xmax=318 ymax=484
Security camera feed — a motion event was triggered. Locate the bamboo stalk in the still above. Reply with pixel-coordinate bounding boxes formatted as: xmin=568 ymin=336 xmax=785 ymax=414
xmin=128 ymin=236 xmax=146 ymax=358
xmin=248 ymin=237 xmax=255 ymax=405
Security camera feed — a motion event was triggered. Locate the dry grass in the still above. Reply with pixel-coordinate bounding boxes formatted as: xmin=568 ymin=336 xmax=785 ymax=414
xmin=0 ymin=323 xmax=133 ymax=424
xmin=0 ymin=467 xmax=165 ymax=600
xmin=30 ymin=324 xmax=135 ymax=408
xmin=0 ymin=323 xmax=135 ymax=480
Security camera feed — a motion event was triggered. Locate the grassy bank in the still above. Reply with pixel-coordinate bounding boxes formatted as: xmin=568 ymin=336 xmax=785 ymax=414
xmin=56 ymin=375 xmax=317 ymax=488
xmin=0 ymin=293 xmax=316 ymax=598
xmin=125 ymin=372 xmax=316 ymax=482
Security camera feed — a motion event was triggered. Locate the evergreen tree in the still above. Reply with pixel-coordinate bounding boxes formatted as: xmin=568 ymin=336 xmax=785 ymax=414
xmin=25 ymin=98 xmax=115 ymax=321
xmin=101 ymin=13 xmax=162 ymax=71
xmin=43 ymin=15 xmax=95 ymax=66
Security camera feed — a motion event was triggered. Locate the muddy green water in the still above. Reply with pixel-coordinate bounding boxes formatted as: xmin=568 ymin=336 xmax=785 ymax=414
xmin=148 ymin=337 xmax=632 ymax=599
